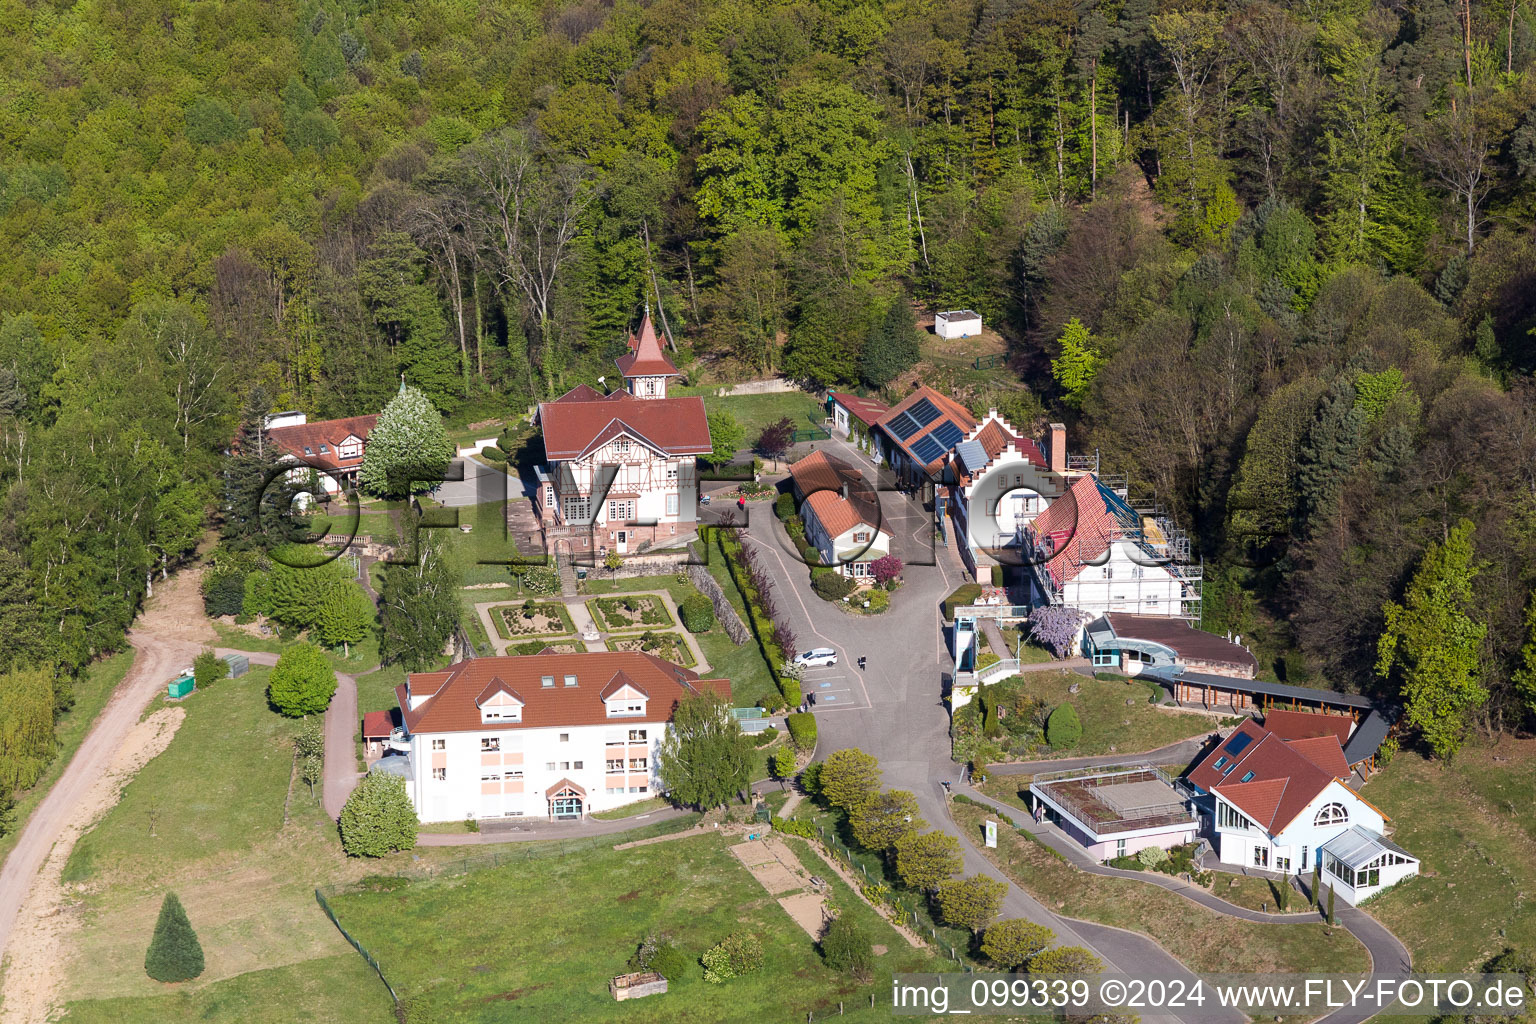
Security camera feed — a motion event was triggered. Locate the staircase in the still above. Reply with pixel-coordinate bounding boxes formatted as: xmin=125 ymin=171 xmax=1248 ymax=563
xmin=558 ymin=551 xmax=579 ymax=598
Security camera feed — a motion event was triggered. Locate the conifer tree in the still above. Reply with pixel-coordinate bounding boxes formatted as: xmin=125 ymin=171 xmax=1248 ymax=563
xmin=144 ymin=892 xmax=205 ymax=983
xmin=858 ymin=298 xmax=921 ymax=389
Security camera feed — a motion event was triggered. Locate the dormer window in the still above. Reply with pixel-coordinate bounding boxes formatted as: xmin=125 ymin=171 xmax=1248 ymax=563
xmin=481 ymin=705 xmax=521 ymax=724
xmin=606 ymin=699 xmax=647 ymax=718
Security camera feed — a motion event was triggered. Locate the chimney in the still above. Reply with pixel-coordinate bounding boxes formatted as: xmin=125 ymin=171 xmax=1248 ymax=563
xmin=1048 ymin=422 xmax=1067 ymax=474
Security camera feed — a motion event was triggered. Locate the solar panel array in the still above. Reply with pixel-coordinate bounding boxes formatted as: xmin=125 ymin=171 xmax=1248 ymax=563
xmin=908 ymin=397 xmax=941 ymax=427
xmin=910 ymin=435 xmax=946 ymax=465
xmin=929 ymin=421 xmax=965 ymax=451
xmin=887 ymin=411 xmax=923 ymax=440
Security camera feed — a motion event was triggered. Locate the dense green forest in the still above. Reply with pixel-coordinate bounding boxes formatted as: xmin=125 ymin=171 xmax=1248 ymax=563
xmin=0 ymin=0 xmax=1534 ymax=759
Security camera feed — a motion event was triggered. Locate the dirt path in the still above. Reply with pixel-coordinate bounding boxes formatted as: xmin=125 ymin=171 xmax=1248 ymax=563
xmin=0 ymin=568 xmax=213 ymax=1023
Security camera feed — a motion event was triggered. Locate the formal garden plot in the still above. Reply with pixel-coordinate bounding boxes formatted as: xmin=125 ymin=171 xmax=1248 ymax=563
xmin=608 ymin=631 xmax=697 ymax=668
xmin=508 ymin=639 xmax=588 ymax=655
xmin=588 ymin=594 xmax=675 ymax=631
xmin=493 ymin=601 xmax=577 ymax=640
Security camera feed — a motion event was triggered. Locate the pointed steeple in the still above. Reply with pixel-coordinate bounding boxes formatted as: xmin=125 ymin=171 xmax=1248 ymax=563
xmin=615 ymin=309 xmax=679 ymax=398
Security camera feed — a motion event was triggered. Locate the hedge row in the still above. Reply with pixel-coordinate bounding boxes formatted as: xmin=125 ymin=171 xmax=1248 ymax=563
xmin=711 ymin=528 xmax=797 ymax=707
xmin=785 ymin=711 xmax=817 ymax=750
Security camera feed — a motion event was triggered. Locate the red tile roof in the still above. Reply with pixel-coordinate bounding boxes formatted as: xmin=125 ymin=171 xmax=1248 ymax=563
xmin=615 ymin=312 xmax=679 ymax=379
xmin=789 ymin=451 xmax=884 ymax=540
xmin=1027 ymin=473 xmax=1121 ymax=588
xmin=1262 ymin=708 xmax=1354 ymax=745
xmin=538 ymin=394 xmax=711 ymax=460
xmin=397 ymin=653 xmax=730 ymax=734
xmin=828 ymin=391 xmax=890 ymax=428
xmin=975 ymin=418 xmax=1046 ymax=468
xmin=361 ymin=710 xmax=395 ymax=738
xmin=1189 ymin=717 xmax=1355 ymax=835
xmin=875 ymin=386 xmax=976 ymax=475
xmin=1285 ymin=736 xmax=1352 ymax=778
xmin=267 ymin=414 xmax=378 ymax=473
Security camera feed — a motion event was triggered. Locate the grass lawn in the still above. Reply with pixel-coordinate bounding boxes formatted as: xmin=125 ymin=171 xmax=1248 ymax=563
xmin=64 ymin=666 xmax=299 ymax=883
xmin=428 ymin=499 xmax=531 ymax=586
xmin=588 ymin=594 xmax=675 ymax=631
xmin=590 ymin=795 xmax=673 ymax=820
xmin=965 ymin=670 xmax=1212 ymax=761
xmin=491 ymin=600 xmax=576 ymax=640
xmin=1358 ymin=738 xmax=1536 ymax=971
xmin=991 ymin=625 xmax=1055 ymax=665
xmin=59 ymin=954 xmax=390 ymax=1024
xmin=0 ymin=651 xmax=135 ymax=869
xmin=55 ymin=667 xmax=396 ymax=1021
xmin=581 ymin=568 xmax=779 ymax=710
xmin=974 ymin=777 xmax=1033 ymax=813
xmin=328 ymin=829 xmax=937 ymax=1022
xmin=671 ymin=390 xmax=825 ymax=439
xmin=210 ymin=621 xmax=381 ymax=675
xmin=949 ymin=804 xmax=1369 ymax=974
xmin=790 ymin=804 xmax=980 ymax=962
xmin=1208 ymin=872 xmax=1309 ymax=914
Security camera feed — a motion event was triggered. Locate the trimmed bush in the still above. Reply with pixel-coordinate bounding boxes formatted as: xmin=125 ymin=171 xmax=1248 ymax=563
xmin=781 ymin=676 xmax=802 ymax=708
xmin=1046 ymin=703 xmax=1083 ymax=748
xmin=801 ymin=542 xmax=822 ymax=567
xmin=774 ymin=492 xmax=796 ymax=521
xmin=192 ymin=649 xmax=228 ymax=688
xmin=701 ymin=932 xmax=763 ymax=983
xmin=200 ymin=567 xmax=247 ymax=617
xmin=340 ymin=772 xmax=419 ymax=856
xmin=811 ymin=572 xmax=857 ymax=601
xmin=860 ymin=588 xmax=890 ymax=613
xmin=649 ymin=943 xmax=693 ymax=981
xmin=990 ymin=565 xmax=1004 ymax=587
xmin=786 ymin=712 xmax=817 ymax=750
xmin=679 ymin=593 xmax=716 ymax=633
xmin=480 ymin=445 xmax=506 ymax=463
xmin=144 ymin=892 xmax=204 ymax=982
xmin=820 ymin=915 xmax=873 ymax=975
xmin=942 ymin=584 xmax=984 ymax=618
xmin=1138 ymin=845 xmax=1169 ymax=867
xmin=521 ymin=564 xmax=559 ymax=594
xmin=751 ymin=725 xmax=779 ymax=747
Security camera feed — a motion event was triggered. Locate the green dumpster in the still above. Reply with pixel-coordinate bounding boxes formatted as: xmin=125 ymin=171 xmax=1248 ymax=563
xmin=168 ymin=676 xmax=194 ymax=699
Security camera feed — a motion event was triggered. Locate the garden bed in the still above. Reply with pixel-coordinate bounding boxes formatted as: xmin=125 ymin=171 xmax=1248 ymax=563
xmin=493 ymin=601 xmax=577 ymax=640
xmin=607 ymin=631 xmax=697 ymax=668
xmin=587 ymin=594 xmax=675 ymax=631
xmin=509 ymin=639 xmax=589 ymax=655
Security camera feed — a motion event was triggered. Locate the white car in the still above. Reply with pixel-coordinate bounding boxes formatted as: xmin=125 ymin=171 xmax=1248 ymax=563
xmin=793 ymin=648 xmax=838 ymax=669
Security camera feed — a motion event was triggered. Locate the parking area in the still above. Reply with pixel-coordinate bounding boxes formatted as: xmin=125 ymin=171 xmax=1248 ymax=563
xmin=798 ymin=661 xmax=864 ymax=711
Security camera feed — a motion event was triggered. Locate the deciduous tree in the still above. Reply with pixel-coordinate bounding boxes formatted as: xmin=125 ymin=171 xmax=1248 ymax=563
xmin=359 ymin=384 xmax=455 ymax=498
xmin=894 ymin=830 xmax=962 ymax=892
xmin=655 ymin=690 xmax=753 ymax=809
xmin=818 ymin=748 xmax=882 ymax=811
xmin=981 ymin=919 xmax=1055 ymax=969
xmin=267 ymin=643 xmax=338 ymax=718
xmin=936 ymin=875 xmax=1007 ymax=935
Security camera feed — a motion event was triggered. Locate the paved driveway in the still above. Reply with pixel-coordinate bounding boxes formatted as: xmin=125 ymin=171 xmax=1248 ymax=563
xmin=739 ymin=503 xmax=1242 ymax=1024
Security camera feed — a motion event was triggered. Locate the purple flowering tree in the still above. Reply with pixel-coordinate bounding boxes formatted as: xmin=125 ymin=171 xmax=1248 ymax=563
xmin=1028 ymin=606 xmax=1082 ymax=658
xmin=870 ymin=554 xmax=903 ymax=588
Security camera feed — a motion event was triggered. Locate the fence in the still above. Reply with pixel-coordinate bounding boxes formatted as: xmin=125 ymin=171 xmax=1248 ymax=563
xmin=687 ymin=562 xmax=751 ymax=644
xmin=972 ymin=354 xmax=1000 ymax=370
xmin=314 ymin=888 xmax=400 ymax=1008
xmin=792 ymin=427 xmax=831 ymax=442
xmin=812 ymin=824 xmax=974 ymax=971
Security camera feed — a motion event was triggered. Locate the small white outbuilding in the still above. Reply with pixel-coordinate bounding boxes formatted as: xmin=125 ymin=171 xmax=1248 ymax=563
xmin=934 ymin=309 xmax=982 ymax=339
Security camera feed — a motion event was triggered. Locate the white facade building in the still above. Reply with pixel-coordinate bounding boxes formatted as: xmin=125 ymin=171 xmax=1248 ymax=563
xmin=534 ymin=313 xmax=711 ymax=553
xmin=788 ymin=450 xmax=892 ymax=578
xmin=934 ymin=309 xmax=982 ymax=339
xmin=379 ymin=652 xmax=731 ymax=822
xmin=1187 ymin=717 xmax=1417 ymax=905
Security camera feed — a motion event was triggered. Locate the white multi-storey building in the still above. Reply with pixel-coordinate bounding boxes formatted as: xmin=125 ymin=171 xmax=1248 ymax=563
xmin=534 ymin=312 xmax=711 ymax=554
xmin=376 ymin=651 xmax=731 ymax=822
xmin=1185 ymin=716 xmax=1418 ymax=905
